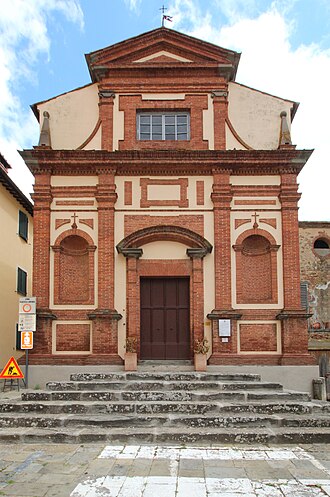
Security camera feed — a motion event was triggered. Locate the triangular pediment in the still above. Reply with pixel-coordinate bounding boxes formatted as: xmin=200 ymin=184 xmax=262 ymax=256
xmin=86 ymin=27 xmax=240 ymax=81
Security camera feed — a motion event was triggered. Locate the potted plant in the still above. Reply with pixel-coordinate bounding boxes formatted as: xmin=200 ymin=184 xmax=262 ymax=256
xmin=194 ymin=337 xmax=209 ymax=372
xmin=124 ymin=337 xmax=137 ymax=371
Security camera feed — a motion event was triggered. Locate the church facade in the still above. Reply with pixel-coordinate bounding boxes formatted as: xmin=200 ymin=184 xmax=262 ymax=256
xmin=21 ymin=28 xmax=315 ymax=366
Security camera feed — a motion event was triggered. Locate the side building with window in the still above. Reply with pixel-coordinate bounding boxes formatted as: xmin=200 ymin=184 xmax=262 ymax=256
xmin=0 ymin=153 xmax=33 ymax=369
xmin=21 ymin=28 xmax=318 ymax=386
xmin=299 ymin=221 xmax=330 ymax=361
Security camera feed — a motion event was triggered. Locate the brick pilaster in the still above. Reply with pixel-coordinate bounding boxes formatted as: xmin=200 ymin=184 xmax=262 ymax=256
xmin=98 ymin=89 xmax=115 ymax=151
xmin=212 ymin=90 xmax=228 ymax=150
xmin=124 ymin=250 xmax=143 ymax=355
xmin=187 ymin=250 xmax=205 ymax=345
xmin=95 ymin=171 xmax=117 ymax=310
xmin=278 ymin=173 xmax=315 ymax=364
xmin=279 ymin=173 xmax=303 ymax=310
xmin=211 ymin=172 xmax=232 ymax=310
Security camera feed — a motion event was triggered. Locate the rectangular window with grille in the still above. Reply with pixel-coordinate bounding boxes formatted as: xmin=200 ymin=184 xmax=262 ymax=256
xmin=18 ymin=210 xmax=28 ymax=241
xmin=17 ymin=267 xmax=27 ymax=296
xmin=300 ymin=282 xmax=309 ymax=310
xmin=137 ymin=112 xmax=190 ymax=141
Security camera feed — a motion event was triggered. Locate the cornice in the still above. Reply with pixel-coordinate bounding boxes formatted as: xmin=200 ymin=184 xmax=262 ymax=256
xmin=20 ymin=149 xmax=313 ymax=177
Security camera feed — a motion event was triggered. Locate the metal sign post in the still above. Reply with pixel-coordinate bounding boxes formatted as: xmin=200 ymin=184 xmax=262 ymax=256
xmin=19 ymin=297 xmax=36 ymax=389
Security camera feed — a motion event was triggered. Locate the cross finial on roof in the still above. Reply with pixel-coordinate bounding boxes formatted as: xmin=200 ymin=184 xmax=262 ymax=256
xmin=160 ymin=5 xmax=173 ymax=26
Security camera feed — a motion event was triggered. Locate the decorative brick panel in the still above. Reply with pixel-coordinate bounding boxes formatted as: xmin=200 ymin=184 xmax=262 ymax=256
xmin=239 ymin=323 xmax=278 ymax=352
xmin=55 ymin=219 xmax=70 ymax=230
xmin=124 ymin=215 xmax=204 ymax=238
xmin=55 ymin=200 xmax=94 ymax=206
xmin=234 ymin=199 xmax=277 ymax=206
xmin=260 ymin=218 xmax=277 ymax=229
xmin=235 ymin=219 xmax=250 ymax=229
xmin=124 ymin=181 xmax=133 ymax=205
xmin=196 ymin=180 xmax=204 ymax=206
xmin=140 ymin=178 xmax=189 ymax=208
xmin=55 ymin=323 xmax=91 ymax=352
xmin=79 ymin=219 xmax=94 ymax=229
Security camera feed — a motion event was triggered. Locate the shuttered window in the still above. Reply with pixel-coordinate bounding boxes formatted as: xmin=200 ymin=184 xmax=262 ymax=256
xmin=17 ymin=268 xmax=27 ymax=296
xmin=18 ymin=211 xmax=28 ymax=241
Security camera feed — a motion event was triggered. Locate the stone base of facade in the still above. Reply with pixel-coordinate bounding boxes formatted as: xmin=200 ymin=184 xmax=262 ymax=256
xmin=18 ymin=354 xmax=124 ymax=366
xmin=280 ymin=353 xmax=316 ymax=365
xmin=208 ymin=353 xmax=316 ymax=366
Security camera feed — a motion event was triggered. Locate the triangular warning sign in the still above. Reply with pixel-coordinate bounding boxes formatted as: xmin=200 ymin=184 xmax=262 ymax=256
xmin=0 ymin=357 xmax=24 ymax=379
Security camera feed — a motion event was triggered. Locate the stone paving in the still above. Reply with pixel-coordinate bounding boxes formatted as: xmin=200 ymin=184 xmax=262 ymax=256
xmin=1 ymin=443 xmax=330 ymax=496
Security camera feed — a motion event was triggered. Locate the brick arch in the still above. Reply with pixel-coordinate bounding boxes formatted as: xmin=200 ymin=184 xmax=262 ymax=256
xmin=53 ymin=228 xmax=95 ymax=249
xmin=235 ymin=228 xmax=278 ymax=247
xmin=116 ymin=225 xmax=213 ymax=253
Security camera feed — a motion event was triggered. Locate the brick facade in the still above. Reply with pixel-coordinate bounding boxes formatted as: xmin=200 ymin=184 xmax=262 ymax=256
xmin=21 ymin=27 xmax=315 ymax=366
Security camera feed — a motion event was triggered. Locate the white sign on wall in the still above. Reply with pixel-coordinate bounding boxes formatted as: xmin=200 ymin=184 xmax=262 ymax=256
xmin=219 ymin=319 xmax=231 ymax=337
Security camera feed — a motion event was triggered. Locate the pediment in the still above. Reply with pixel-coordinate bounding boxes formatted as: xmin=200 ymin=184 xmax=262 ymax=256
xmin=86 ymin=27 xmax=240 ymax=81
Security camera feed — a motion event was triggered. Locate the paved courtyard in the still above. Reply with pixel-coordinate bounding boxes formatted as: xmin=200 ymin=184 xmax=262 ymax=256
xmin=1 ymin=443 xmax=330 ymax=496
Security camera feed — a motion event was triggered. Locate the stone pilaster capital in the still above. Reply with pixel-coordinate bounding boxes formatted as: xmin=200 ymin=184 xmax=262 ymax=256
xmin=119 ymin=248 xmax=143 ymax=259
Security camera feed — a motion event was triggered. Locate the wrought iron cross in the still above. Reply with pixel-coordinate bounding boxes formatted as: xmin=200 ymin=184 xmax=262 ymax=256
xmin=71 ymin=212 xmax=78 ymax=229
xmin=252 ymin=211 xmax=259 ymax=229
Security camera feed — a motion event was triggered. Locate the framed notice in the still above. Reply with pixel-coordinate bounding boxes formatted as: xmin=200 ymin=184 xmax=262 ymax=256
xmin=219 ymin=319 xmax=231 ymax=337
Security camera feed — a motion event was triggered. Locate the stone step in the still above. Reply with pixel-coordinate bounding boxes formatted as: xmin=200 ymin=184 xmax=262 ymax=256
xmin=1 ymin=412 xmax=329 ymax=430
xmin=21 ymin=389 xmax=307 ymax=403
xmin=46 ymin=380 xmax=283 ymax=392
xmin=70 ymin=372 xmax=261 ymax=382
xmin=2 ymin=425 xmax=330 ymax=444
xmin=0 ymin=400 xmax=315 ymax=415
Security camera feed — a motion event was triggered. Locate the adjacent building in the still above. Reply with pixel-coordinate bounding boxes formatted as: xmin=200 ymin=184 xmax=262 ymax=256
xmin=299 ymin=221 xmax=330 ymax=361
xmin=0 ymin=153 xmax=33 ymax=369
xmin=21 ymin=27 xmax=315 ymax=368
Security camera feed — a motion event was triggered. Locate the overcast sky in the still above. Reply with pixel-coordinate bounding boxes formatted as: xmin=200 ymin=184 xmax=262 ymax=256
xmin=0 ymin=0 xmax=329 ymax=220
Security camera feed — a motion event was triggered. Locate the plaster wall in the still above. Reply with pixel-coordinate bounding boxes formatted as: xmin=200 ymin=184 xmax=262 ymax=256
xmin=0 ymin=185 xmax=33 ymax=368
xmin=228 ymin=82 xmax=294 ymax=150
xmin=37 ymin=84 xmax=100 ymax=150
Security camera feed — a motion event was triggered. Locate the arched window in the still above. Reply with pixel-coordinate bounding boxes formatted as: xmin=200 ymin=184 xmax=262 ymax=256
xmin=313 ymin=238 xmax=330 ymax=257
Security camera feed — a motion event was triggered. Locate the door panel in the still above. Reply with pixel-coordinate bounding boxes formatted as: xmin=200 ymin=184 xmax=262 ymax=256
xmin=140 ymin=277 xmax=190 ymax=360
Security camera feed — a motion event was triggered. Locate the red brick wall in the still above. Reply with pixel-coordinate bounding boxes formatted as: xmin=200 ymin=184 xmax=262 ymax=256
xmin=53 ymin=231 xmax=95 ymax=306
xmin=236 ymin=235 xmax=273 ymax=304
xmin=56 ymin=323 xmax=90 ymax=352
xmin=118 ymin=94 xmax=209 ymax=150
xmin=124 ymin=214 xmax=204 ymax=237
xmin=58 ymin=236 xmax=89 ymax=304
xmin=239 ymin=323 xmax=278 ymax=352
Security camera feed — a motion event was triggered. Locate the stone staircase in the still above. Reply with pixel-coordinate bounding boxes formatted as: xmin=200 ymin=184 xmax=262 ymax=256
xmin=0 ymin=371 xmax=330 ymax=444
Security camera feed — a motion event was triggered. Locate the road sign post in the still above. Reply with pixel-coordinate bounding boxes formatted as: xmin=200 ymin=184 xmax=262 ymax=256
xmin=19 ymin=297 xmax=36 ymax=388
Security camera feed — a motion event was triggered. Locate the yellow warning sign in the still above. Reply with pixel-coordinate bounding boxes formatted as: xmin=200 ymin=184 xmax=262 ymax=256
xmin=0 ymin=357 xmax=24 ymax=379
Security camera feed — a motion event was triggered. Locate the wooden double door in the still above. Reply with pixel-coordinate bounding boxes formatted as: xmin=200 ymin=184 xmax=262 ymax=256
xmin=140 ymin=277 xmax=190 ymax=360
